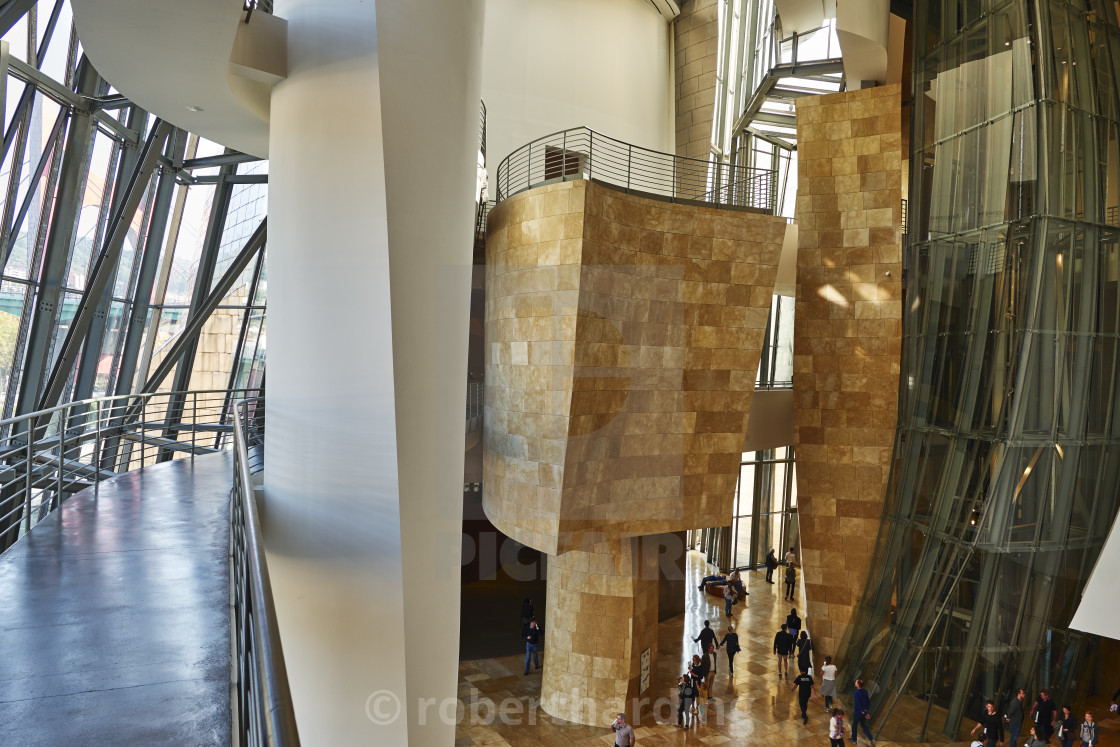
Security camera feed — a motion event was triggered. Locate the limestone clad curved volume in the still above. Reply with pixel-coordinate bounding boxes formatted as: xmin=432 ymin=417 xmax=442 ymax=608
xmin=483 ymin=180 xmax=786 ymax=558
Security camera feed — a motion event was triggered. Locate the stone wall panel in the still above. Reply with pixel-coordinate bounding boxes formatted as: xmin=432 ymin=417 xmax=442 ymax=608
xmin=793 ymin=84 xmax=903 ymax=661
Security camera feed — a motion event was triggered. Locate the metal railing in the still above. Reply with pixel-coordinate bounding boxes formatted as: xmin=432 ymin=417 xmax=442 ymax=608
xmin=230 ymin=397 xmax=298 ymax=746
xmin=495 ymin=127 xmax=776 ymax=212
xmin=466 ymin=381 xmax=483 ymax=435
xmin=243 ymin=0 xmax=274 ymax=21
xmin=479 ymin=100 xmax=487 ymax=159
xmin=0 ymin=387 xmax=262 ymax=551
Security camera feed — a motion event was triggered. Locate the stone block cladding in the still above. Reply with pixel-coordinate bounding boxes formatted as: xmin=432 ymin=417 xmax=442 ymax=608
xmin=539 ymin=537 xmax=658 ymax=725
xmin=792 ymin=84 xmax=904 ymax=661
xmin=483 ymin=180 xmax=786 ymax=558
xmin=482 ymin=179 xmax=784 ymax=725
xmin=674 ymin=0 xmax=719 ymax=160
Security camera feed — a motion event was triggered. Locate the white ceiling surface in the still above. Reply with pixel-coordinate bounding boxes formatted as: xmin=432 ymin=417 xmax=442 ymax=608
xmin=1070 ymin=509 xmax=1120 ymax=641
xmin=71 ymin=0 xmax=270 ymax=157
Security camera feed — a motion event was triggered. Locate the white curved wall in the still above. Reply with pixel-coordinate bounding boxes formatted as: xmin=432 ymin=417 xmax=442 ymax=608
xmin=482 ymin=0 xmax=672 ymax=169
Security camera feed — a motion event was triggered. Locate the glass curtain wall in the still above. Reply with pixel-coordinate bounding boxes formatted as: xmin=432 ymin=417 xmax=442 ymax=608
xmin=839 ymin=0 xmax=1120 ymax=740
xmin=731 ymin=447 xmax=798 ymax=569
xmin=0 ymin=0 xmax=267 ymax=430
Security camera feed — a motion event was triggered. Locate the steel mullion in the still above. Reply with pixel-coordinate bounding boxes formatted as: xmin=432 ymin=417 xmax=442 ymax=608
xmin=159 ymin=157 xmax=238 ymax=457
xmin=133 ymin=134 xmax=198 ymax=388
xmin=10 ymin=60 xmax=102 ymax=428
xmin=34 ymin=119 xmax=171 ymax=417
xmin=0 ymin=108 xmax=64 ymax=273
xmin=71 ymin=107 xmax=150 ymax=405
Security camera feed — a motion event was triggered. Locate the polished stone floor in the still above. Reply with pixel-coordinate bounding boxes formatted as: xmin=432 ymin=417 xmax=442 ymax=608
xmin=456 ymin=550 xmax=1120 ymax=746
xmin=0 ymin=453 xmax=232 ymax=746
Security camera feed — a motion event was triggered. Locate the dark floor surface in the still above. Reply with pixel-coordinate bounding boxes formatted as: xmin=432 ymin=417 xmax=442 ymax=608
xmin=0 ymin=452 xmax=232 ymax=746
xmin=459 ymin=565 xmax=547 ymax=661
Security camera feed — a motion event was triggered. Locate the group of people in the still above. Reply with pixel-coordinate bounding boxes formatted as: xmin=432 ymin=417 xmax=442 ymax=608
xmin=764 ymin=546 xmax=801 ymax=601
xmin=970 ymin=688 xmax=1101 ymax=747
xmin=674 ymin=619 xmax=742 ymax=727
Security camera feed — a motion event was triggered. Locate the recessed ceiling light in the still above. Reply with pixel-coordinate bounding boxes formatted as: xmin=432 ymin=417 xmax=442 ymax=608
xmin=186 ymin=105 xmax=204 ymax=112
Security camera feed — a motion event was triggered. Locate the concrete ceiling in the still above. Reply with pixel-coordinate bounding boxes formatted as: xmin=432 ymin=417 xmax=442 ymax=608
xmin=71 ymin=0 xmax=271 ymax=157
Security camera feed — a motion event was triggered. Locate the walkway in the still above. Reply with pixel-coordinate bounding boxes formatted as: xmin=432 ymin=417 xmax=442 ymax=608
xmin=455 ymin=550 xmax=1120 ymax=745
xmin=0 ymin=452 xmax=232 ymax=746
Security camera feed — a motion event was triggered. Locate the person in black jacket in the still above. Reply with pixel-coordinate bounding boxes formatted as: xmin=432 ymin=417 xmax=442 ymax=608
xmin=676 ymin=674 xmax=697 ymax=727
xmin=765 ymin=549 xmax=778 ymax=583
xmin=1032 ymin=689 xmax=1058 ymax=740
xmin=522 ymin=618 xmax=541 ymax=674
xmin=1056 ymin=704 xmax=1076 ymax=747
xmin=970 ymin=700 xmax=1005 ymax=746
xmin=694 ymin=620 xmax=718 ymax=662
xmin=796 ymin=631 xmax=814 ymax=674
xmin=773 ymin=623 xmax=792 ymax=679
xmin=719 ymin=625 xmax=740 ymax=676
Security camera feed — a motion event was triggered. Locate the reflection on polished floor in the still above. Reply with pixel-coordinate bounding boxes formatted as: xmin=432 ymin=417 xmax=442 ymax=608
xmin=0 ymin=453 xmax=232 ymax=745
xmin=456 ymin=550 xmax=1120 ymax=746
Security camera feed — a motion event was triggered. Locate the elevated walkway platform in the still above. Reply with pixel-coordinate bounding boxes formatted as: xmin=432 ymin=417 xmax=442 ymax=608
xmin=0 ymin=452 xmax=232 ymax=745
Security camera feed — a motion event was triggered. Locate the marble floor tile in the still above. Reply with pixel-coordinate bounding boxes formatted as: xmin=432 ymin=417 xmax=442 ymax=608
xmin=457 ymin=551 xmax=1120 ymax=746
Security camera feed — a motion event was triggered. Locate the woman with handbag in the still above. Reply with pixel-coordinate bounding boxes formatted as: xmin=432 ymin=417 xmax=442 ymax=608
xmin=719 ymin=625 xmax=740 ymax=677
xmin=1057 ymin=705 xmax=1076 ymax=747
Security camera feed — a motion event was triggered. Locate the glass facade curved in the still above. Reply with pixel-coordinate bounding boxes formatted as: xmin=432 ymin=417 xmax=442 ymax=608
xmin=0 ymin=0 xmax=267 ymax=423
xmin=840 ymin=0 xmax=1120 ymax=738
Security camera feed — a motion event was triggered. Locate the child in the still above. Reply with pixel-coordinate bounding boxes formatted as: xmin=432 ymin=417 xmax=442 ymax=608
xmin=697 ymin=680 xmax=709 ymax=723
xmin=829 ymin=707 xmax=846 ymax=747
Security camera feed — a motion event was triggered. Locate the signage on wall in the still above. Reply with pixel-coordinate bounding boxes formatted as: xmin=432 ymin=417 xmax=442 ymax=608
xmin=640 ymin=647 xmax=651 ymax=694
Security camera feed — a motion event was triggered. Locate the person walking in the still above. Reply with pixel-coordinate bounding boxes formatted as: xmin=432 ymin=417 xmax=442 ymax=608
xmin=703 ymin=644 xmax=717 ymax=697
xmin=689 ymin=654 xmax=704 ymax=692
xmin=829 ymin=708 xmax=847 ymax=747
xmin=723 ymin=581 xmax=737 ymax=617
xmin=676 ymin=674 xmax=696 ymax=727
xmin=522 ymin=618 xmax=542 ymax=674
xmin=611 ymin=712 xmax=636 ymax=746
xmin=697 ymin=680 xmax=709 ymax=723
xmin=796 ymin=630 xmax=814 ymax=674
xmin=786 ymin=608 xmax=802 ymax=644
xmin=1032 ymin=689 xmax=1058 ymax=740
xmin=729 ymin=568 xmax=746 ymax=601
xmin=774 ymin=623 xmax=792 ymax=679
xmin=1080 ymin=711 xmax=1100 ymax=747
xmin=765 ymin=548 xmax=778 ymax=583
xmin=970 ymin=699 xmax=1005 ymax=747
xmin=820 ymin=655 xmax=838 ymax=711
xmin=852 ymin=679 xmax=875 ymax=746
xmin=1006 ymin=688 xmax=1026 ymax=747
xmin=785 ymin=561 xmax=798 ymax=600
xmin=694 ymin=620 xmax=718 ymax=659
xmin=785 ymin=546 xmax=798 ymax=566
xmin=719 ymin=625 xmax=740 ymax=677
xmin=791 ymin=668 xmax=817 ymax=724
xmin=1057 ymin=705 xmax=1076 ymax=747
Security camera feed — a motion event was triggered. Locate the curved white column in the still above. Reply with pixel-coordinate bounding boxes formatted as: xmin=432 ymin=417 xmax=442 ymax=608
xmin=264 ymin=0 xmax=483 ymax=743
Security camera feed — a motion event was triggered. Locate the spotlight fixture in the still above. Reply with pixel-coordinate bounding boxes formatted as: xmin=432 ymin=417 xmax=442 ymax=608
xmin=970 ymin=508 xmax=981 ymax=526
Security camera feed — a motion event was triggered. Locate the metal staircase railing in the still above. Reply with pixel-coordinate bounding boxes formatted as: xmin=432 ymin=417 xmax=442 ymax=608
xmin=230 ymin=397 xmax=298 ymax=746
xmin=0 ymin=387 xmax=262 ymax=552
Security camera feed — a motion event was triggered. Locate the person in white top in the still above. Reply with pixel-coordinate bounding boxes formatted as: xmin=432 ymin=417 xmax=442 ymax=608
xmin=829 ymin=707 xmax=846 ymax=747
xmin=820 ymin=655 xmax=839 ymax=711
xmin=784 ymin=546 xmax=797 ymax=566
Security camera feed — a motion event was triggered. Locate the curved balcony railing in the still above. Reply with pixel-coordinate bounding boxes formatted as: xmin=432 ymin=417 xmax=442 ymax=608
xmin=496 ymin=127 xmax=776 ymax=212
xmin=0 ymin=387 xmax=262 ymax=552
xmin=230 ymin=397 xmax=299 ymax=746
